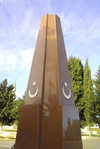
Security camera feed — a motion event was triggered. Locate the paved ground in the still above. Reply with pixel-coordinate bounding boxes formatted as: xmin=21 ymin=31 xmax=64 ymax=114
xmin=82 ymin=136 xmax=100 ymax=149
xmin=0 ymin=136 xmax=100 ymax=149
xmin=0 ymin=138 xmax=15 ymax=149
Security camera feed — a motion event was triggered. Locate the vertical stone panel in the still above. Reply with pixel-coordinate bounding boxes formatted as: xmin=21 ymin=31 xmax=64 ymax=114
xmin=40 ymin=14 xmax=62 ymax=149
xmin=43 ymin=14 xmax=60 ymax=105
xmin=56 ymin=16 xmax=75 ymax=106
xmin=55 ymin=15 xmax=83 ymax=149
xmin=24 ymin=14 xmax=47 ymax=105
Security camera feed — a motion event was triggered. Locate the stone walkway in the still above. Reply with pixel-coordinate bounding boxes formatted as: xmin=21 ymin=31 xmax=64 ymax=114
xmin=0 ymin=136 xmax=100 ymax=149
xmin=0 ymin=138 xmax=15 ymax=149
xmin=82 ymin=136 xmax=100 ymax=149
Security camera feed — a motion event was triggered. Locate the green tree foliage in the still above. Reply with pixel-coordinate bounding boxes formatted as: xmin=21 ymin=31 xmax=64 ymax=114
xmin=0 ymin=79 xmax=16 ymax=126
xmin=82 ymin=59 xmax=94 ymax=130
xmin=92 ymin=66 xmax=100 ymax=126
xmin=68 ymin=57 xmax=85 ymax=127
xmin=11 ymin=95 xmax=24 ymax=125
xmin=68 ymin=57 xmax=83 ymax=105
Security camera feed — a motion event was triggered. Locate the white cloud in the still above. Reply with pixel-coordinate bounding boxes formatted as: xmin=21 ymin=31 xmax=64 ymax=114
xmin=16 ymin=88 xmax=25 ymax=98
xmin=0 ymin=48 xmax=34 ymax=73
xmin=60 ymin=12 xmax=100 ymax=46
xmin=20 ymin=48 xmax=34 ymax=70
xmin=7 ymin=54 xmax=16 ymax=65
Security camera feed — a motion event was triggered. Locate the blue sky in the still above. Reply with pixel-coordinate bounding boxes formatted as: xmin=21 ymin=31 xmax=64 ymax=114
xmin=0 ymin=0 xmax=100 ymax=98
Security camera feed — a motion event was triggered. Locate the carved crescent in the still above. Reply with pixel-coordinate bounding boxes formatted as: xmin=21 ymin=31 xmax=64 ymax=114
xmin=62 ymin=82 xmax=71 ymax=99
xmin=29 ymin=81 xmax=38 ymax=98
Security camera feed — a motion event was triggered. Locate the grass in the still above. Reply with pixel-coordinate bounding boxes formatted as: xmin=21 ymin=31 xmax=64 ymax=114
xmin=82 ymin=134 xmax=100 ymax=137
xmin=91 ymin=128 xmax=100 ymax=133
xmin=2 ymin=129 xmax=17 ymax=132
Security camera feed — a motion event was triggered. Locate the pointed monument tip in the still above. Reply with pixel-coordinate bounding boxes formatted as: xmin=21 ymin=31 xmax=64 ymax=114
xmin=42 ymin=13 xmax=60 ymax=19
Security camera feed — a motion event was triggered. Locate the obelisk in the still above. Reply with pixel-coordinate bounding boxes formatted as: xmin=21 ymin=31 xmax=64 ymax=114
xmin=15 ymin=14 xmax=83 ymax=149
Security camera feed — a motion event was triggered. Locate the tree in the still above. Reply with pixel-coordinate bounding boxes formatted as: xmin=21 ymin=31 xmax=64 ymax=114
xmin=68 ymin=57 xmax=84 ymax=123
xmin=11 ymin=95 xmax=24 ymax=125
xmin=68 ymin=57 xmax=83 ymax=105
xmin=0 ymin=79 xmax=16 ymax=127
xmin=92 ymin=66 xmax=100 ymax=126
xmin=82 ymin=59 xmax=94 ymax=133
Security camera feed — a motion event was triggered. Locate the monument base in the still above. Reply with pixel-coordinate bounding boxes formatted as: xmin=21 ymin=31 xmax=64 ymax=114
xmin=15 ymin=104 xmax=40 ymax=149
xmin=40 ymin=105 xmax=62 ymax=149
xmin=62 ymin=105 xmax=83 ymax=149
xmin=15 ymin=104 xmax=82 ymax=149
xmin=63 ymin=142 xmax=83 ymax=149
xmin=15 ymin=104 xmax=62 ymax=149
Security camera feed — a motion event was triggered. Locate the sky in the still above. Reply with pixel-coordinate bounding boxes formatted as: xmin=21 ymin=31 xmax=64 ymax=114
xmin=0 ymin=0 xmax=100 ymax=98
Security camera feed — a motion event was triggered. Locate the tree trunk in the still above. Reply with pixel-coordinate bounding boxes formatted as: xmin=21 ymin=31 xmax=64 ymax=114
xmin=0 ymin=123 xmax=3 ymax=131
xmin=87 ymin=121 xmax=92 ymax=136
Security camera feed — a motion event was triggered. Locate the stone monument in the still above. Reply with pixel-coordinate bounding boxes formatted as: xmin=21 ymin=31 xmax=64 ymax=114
xmin=15 ymin=14 xmax=83 ymax=149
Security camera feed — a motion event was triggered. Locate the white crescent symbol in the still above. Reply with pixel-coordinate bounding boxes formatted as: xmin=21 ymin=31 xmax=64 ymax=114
xmin=29 ymin=81 xmax=38 ymax=99
xmin=62 ymin=82 xmax=71 ymax=99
